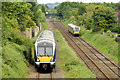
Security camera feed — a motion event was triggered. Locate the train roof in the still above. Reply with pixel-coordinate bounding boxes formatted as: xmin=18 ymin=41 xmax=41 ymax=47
xmin=68 ymin=24 xmax=80 ymax=29
xmin=36 ymin=30 xmax=54 ymax=43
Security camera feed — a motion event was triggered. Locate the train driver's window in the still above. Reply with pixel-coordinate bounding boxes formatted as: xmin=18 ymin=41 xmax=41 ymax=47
xmin=75 ymin=28 xmax=79 ymax=31
xmin=38 ymin=47 xmax=44 ymax=56
xmin=46 ymin=47 xmax=53 ymax=56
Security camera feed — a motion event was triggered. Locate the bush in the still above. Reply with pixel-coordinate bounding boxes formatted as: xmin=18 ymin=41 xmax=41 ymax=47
xmin=106 ymin=30 xmax=114 ymax=37
xmin=6 ymin=29 xmax=33 ymax=62
xmin=100 ymin=29 xmax=104 ymax=34
xmin=80 ymin=27 xmax=86 ymax=36
xmin=2 ymin=28 xmax=33 ymax=78
xmin=68 ymin=16 xmax=75 ymax=22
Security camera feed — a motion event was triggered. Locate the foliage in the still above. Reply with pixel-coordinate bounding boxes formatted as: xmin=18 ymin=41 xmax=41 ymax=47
xmin=41 ymin=5 xmax=46 ymax=14
xmin=31 ymin=4 xmax=46 ymax=26
xmin=77 ymin=4 xmax=86 ymax=15
xmin=2 ymin=2 xmax=47 ymax=78
xmin=57 ymin=2 xmax=119 ymax=33
xmin=80 ymin=27 xmax=86 ymax=36
xmin=57 ymin=2 xmax=81 ymax=17
xmin=106 ymin=30 xmax=114 ymax=37
xmin=35 ymin=9 xmax=46 ymax=26
xmin=2 ymin=2 xmax=36 ymax=31
xmin=92 ymin=5 xmax=117 ymax=31
xmin=49 ymin=9 xmax=57 ymax=14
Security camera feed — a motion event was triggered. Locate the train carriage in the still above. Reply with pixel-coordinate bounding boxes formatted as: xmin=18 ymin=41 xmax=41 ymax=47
xmin=68 ymin=24 xmax=80 ymax=36
xmin=35 ymin=30 xmax=56 ymax=71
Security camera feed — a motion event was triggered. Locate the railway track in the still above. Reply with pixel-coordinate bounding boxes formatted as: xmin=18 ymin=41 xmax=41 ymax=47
xmin=37 ymin=71 xmax=53 ymax=80
xmin=52 ymin=20 xmax=120 ymax=80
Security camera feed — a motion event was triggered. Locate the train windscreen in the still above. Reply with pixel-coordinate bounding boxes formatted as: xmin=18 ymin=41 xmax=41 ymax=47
xmin=37 ymin=47 xmax=53 ymax=56
xmin=46 ymin=47 xmax=53 ymax=56
xmin=75 ymin=27 xmax=79 ymax=31
xmin=37 ymin=47 xmax=44 ymax=56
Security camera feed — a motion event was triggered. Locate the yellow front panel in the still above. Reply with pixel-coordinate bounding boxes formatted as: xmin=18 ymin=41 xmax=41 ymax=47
xmin=37 ymin=56 xmax=52 ymax=62
xmin=75 ymin=31 xmax=79 ymax=34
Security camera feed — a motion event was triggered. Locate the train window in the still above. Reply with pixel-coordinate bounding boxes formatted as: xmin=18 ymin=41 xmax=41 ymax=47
xmin=75 ymin=27 xmax=79 ymax=31
xmin=46 ymin=47 xmax=53 ymax=56
xmin=37 ymin=47 xmax=44 ymax=56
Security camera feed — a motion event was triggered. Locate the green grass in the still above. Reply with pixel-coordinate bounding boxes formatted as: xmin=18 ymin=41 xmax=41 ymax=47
xmin=2 ymin=28 xmax=33 ymax=78
xmin=0 ymin=47 xmax=2 ymax=79
xmin=54 ymin=29 xmax=96 ymax=78
xmin=81 ymin=29 xmax=118 ymax=63
xmin=2 ymin=42 xmax=29 ymax=78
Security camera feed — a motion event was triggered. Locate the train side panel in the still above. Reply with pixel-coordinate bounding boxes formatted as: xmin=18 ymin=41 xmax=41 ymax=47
xmin=68 ymin=25 xmax=74 ymax=34
xmin=68 ymin=24 xmax=80 ymax=36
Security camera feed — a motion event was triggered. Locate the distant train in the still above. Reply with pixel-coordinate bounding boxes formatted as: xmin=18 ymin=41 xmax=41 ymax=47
xmin=35 ymin=30 xmax=56 ymax=71
xmin=68 ymin=24 xmax=80 ymax=36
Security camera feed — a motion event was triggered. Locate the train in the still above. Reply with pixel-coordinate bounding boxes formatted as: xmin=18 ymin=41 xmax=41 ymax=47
xmin=34 ymin=30 xmax=56 ymax=71
xmin=68 ymin=24 xmax=80 ymax=36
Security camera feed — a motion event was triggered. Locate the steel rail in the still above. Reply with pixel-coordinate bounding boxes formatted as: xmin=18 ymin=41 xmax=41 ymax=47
xmin=53 ymin=22 xmax=110 ymax=79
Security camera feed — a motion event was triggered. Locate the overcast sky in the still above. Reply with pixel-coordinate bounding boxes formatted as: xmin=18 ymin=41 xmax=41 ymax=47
xmin=37 ymin=0 xmax=120 ymax=4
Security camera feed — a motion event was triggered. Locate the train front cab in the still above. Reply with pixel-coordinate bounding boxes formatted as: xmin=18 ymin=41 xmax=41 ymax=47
xmin=35 ymin=42 xmax=56 ymax=71
xmin=73 ymin=27 xmax=80 ymax=36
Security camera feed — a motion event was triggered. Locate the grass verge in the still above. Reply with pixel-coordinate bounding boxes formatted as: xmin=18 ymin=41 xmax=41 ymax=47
xmin=81 ymin=29 xmax=118 ymax=63
xmin=2 ymin=42 xmax=29 ymax=78
xmin=54 ymin=29 xmax=96 ymax=78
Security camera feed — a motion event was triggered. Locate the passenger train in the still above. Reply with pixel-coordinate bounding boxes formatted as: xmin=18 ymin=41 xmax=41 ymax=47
xmin=35 ymin=30 xmax=56 ymax=71
xmin=68 ymin=24 xmax=80 ymax=36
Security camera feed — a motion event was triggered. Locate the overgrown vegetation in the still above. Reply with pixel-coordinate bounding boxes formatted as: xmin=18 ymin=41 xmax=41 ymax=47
xmin=54 ymin=29 xmax=96 ymax=78
xmin=55 ymin=2 xmax=119 ymax=64
xmin=2 ymin=2 xmax=46 ymax=78
xmin=56 ymin=2 xmax=119 ymax=33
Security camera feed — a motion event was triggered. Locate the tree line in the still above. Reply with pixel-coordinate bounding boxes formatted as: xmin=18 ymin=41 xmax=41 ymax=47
xmin=56 ymin=2 xmax=120 ymax=33
xmin=2 ymin=2 xmax=46 ymax=45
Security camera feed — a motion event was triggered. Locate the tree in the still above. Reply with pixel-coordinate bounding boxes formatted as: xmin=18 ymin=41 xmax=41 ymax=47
xmin=35 ymin=9 xmax=46 ymax=26
xmin=41 ymin=5 xmax=46 ymax=14
xmin=2 ymin=2 xmax=36 ymax=31
xmin=92 ymin=5 xmax=116 ymax=31
xmin=77 ymin=4 xmax=86 ymax=15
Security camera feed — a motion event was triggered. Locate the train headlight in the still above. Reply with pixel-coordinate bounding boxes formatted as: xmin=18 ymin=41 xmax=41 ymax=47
xmin=50 ymin=58 xmax=54 ymax=62
xmin=37 ymin=58 xmax=40 ymax=62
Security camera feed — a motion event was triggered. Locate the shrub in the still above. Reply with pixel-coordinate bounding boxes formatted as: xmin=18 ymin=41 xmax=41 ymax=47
xmin=100 ymin=29 xmax=104 ymax=34
xmin=106 ymin=30 xmax=114 ymax=37
xmin=68 ymin=16 xmax=75 ymax=22
xmin=80 ymin=27 xmax=86 ymax=36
